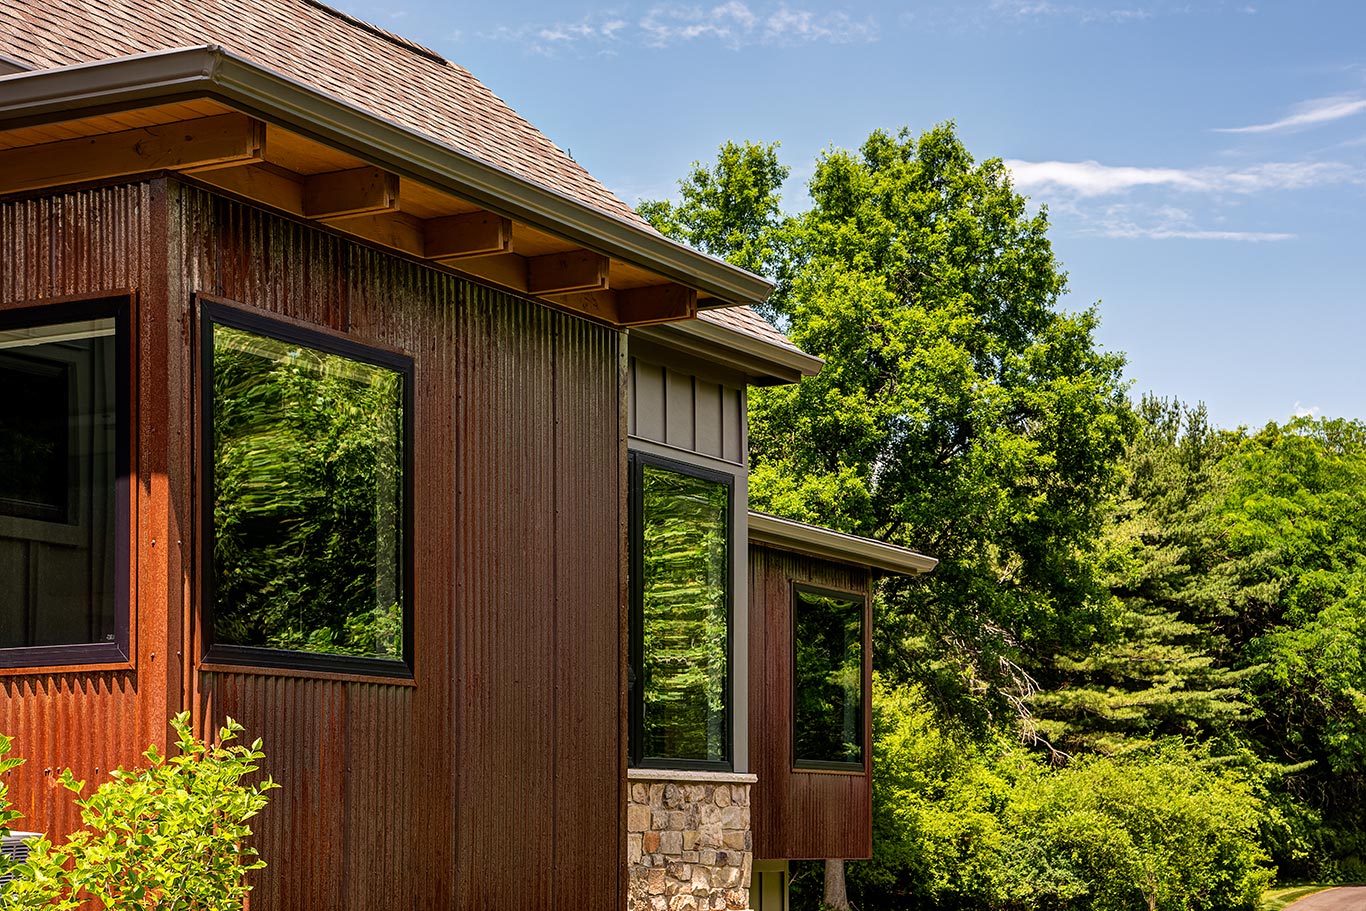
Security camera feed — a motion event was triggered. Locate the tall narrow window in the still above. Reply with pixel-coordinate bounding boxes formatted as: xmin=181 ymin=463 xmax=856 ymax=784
xmin=793 ymin=585 xmax=865 ymax=769
xmin=629 ymin=452 xmax=732 ymax=769
xmin=0 ymin=298 xmax=129 ymax=667
xmin=202 ymin=303 xmax=412 ymax=677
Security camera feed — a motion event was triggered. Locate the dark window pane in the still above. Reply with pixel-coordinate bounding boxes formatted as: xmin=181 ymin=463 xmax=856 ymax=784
xmin=794 ymin=588 xmax=864 ymax=766
xmin=0 ymin=317 xmax=118 ymax=648
xmin=640 ymin=463 xmax=729 ymax=764
xmin=209 ymin=321 xmax=406 ymax=662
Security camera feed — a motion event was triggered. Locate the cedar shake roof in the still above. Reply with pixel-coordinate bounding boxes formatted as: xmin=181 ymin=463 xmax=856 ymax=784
xmin=0 ymin=0 xmax=640 ymax=223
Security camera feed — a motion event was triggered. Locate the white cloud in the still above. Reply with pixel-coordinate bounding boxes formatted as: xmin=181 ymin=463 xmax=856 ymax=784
xmin=1005 ymin=158 xmax=1357 ymax=197
xmin=485 ymin=3 xmax=876 ymax=53
xmin=1089 ymin=204 xmax=1293 ymax=241
xmin=1217 ymin=96 xmax=1366 ymax=134
xmin=988 ymin=0 xmax=1153 ymax=24
xmin=1294 ymin=402 xmax=1321 ymax=418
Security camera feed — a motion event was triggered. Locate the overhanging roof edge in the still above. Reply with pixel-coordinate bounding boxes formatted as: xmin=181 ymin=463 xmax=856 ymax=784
xmin=0 ymin=46 xmax=775 ymax=309
xmin=748 ymin=511 xmax=938 ymax=576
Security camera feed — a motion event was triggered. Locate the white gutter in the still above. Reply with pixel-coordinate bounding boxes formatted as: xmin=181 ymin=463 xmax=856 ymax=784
xmin=748 ymin=511 xmax=938 ymax=576
xmin=0 ymin=45 xmax=774 ymax=309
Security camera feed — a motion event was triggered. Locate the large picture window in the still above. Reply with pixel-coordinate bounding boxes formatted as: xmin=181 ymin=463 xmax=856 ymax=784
xmin=629 ymin=451 xmax=732 ymax=769
xmin=793 ymin=585 xmax=866 ymax=769
xmin=201 ymin=303 xmax=412 ymax=677
xmin=0 ymin=298 xmax=129 ymax=668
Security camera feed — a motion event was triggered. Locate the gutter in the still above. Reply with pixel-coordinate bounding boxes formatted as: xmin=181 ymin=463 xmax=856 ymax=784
xmin=748 ymin=511 xmax=938 ymax=576
xmin=634 ymin=318 xmax=822 ymax=386
xmin=0 ymin=45 xmax=775 ymax=309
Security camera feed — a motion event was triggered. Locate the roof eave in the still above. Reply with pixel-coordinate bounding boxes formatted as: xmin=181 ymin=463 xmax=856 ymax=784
xmin=634 ymin=318 xmax=822 ymax=386
xmin=748 ymin=511 xmax=938 ymax=576
xmin=0 ymin=45 xmax=775 ymax=309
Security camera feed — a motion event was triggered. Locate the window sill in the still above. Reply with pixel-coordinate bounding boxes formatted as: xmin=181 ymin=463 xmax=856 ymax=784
xmin=0 ymin=659 xmax=135 ymax=677
xmin=197 ymin=661 xmax=417 ymax=687
xmin=791 ymin=764 xmax=867 ymax=776
xmin=627 ymin=768 xmax=757 ymax=785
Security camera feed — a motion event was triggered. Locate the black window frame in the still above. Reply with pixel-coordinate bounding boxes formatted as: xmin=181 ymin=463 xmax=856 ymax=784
xmin=791 ymin=582 xmax=868 ymax=772
xmin=628 ymin=449 xmax=734 ymax=771
xmin=199 ymin=301 xmax=415 ymax=679
xmin=0 ymin=295 xmax=131 ymax=669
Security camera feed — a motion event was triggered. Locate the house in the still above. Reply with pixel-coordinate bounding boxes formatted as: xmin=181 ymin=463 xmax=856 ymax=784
xmin=0 ymin=3 xmax=935 ymax=909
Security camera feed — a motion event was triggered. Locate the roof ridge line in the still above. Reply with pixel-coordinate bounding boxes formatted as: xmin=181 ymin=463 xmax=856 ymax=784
xmin=300 ymin=0 xmax=447 ymax=66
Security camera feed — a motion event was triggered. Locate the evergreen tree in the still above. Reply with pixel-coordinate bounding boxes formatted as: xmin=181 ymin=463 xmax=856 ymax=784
xmin=1030 ymin=397 xmax=1255 ymax=755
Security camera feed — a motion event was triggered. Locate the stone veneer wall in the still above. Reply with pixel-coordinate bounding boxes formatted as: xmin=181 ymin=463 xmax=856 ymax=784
xmin=627 ymin=770 xmax=756 ymax=911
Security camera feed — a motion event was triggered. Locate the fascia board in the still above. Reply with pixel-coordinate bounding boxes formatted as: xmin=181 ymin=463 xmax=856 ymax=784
xmin=748 ymin=511 xmax=938 ymax=576
xmin=0 ymin=45 xmax=775 ymax=309
xmin=634 ymin=319 xmax=823 ymax=387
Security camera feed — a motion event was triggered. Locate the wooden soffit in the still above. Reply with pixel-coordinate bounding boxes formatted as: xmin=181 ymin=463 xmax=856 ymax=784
xmin=0 ymin=46 xmax=772 ymax=328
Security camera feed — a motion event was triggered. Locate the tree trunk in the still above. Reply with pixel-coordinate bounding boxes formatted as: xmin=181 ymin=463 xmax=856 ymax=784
xmin=823 ymin=859 xmax=851 ymax=911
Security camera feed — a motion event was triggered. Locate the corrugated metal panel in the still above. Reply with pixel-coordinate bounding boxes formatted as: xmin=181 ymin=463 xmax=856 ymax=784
xmin=0 ymin=182 xmax=174 ymax=841
xmin=1 ymin=181 xmax=625 ymax=908
xmin=552 ymin=311 xmax=625 ymax=909
xmin=175 ymin=185 xmax=623 ymax=910
xmin=627 ymin=355 xmax=745 ymax=464
xmin=748 ymin=545 xmax=873 ymax=861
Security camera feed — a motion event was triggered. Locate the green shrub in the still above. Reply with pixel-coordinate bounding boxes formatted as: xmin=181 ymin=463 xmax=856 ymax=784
xmin=1 ymin=712 xmax=275 ymax=910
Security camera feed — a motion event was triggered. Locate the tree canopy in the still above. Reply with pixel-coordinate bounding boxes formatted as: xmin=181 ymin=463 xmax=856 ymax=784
xmin=643 ymin=124 xmax=1366 ymax=907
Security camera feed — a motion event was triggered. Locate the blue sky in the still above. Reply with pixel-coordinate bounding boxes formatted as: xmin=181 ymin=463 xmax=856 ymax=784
xmin=333 ymin=0 xmax=1366 ymax=429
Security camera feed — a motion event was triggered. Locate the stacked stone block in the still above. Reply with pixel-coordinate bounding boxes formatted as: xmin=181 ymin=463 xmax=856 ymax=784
xmin=627 ymin=775 xmax=753 ymax=911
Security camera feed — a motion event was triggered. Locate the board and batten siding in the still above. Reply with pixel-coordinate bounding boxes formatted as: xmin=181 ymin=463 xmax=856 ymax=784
xmin=627 ymin=354 xmax=746 ymax=465
xmin=0 ymin=177 xmax=627 ymax=911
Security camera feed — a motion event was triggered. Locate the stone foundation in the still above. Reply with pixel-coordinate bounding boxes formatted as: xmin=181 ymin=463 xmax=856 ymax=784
xmin=627 ymin=770 xmax=756 ymax=911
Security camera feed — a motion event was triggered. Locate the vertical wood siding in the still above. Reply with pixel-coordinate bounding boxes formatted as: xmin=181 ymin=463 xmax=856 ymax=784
xmin=0 ymin=180 xmax=625 ymax=910
xmin=748 ymin=545 xmax=873 ymax=861
xmin=627 ymin=355 xmax=745 ymax=464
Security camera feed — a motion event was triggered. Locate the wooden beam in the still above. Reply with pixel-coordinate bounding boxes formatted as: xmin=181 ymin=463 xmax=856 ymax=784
xmin=305 ymin=166 xmax=398 ymax=219
xmin=425 ymin=211 xmax=512 ymax=260
xmin=185 ymin=163 xmax=305 ymax=215
xmin=617 ymin=283 xmax=698 ymax=326
xmin=0 ymin=113 xmax=264 ymax=195
xmin=324 ymin=211 xmax=425 ymax=258
xmin=446 ymin=253 xmax=530 ymax=294
xmin=527 ymin=250 xmax=609 ymax=295
xmin=545 ymin=289 xmax=620 ymax=324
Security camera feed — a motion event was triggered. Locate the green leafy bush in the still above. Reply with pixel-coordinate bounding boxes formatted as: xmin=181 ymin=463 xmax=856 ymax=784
xmin=0 ymin=712 xmax=275 ymax=910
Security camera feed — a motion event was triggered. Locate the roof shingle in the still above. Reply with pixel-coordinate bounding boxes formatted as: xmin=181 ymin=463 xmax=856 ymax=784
xmin=0 ymin=0 xmax=642 ymax=223
xmin=1 ymin=0 xmax=805 ymax=355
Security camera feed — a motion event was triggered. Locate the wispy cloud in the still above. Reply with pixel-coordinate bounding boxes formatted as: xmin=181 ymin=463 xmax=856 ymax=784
xmin=1006 ymin=158 xmax=1357 ymax=197
xmin=1294 ymin=401 xmax=1322 ymax=418
xmin=988 ymin=0 xmax=1154 ymax=24
xmin=1217 ymin=95 xmax=1366 ymax=134
xmin=484 ymin=3 xmax=876 ymax=54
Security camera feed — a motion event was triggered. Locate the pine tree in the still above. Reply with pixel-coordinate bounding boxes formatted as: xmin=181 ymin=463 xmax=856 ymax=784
xmin=1030 ymin=397 xmax=1255 ymax=756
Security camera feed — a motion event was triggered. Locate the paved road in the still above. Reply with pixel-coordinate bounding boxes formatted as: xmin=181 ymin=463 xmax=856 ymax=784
xmin=1287 ymin=887 xmax=1366 ymax=910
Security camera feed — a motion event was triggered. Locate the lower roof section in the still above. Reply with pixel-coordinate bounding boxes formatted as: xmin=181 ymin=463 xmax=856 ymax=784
xmin=748 ymin=511 xmax=938 ymax=576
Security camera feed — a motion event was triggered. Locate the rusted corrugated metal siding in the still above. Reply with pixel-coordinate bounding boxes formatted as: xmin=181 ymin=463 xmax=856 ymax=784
xmin=0 ymin=181 xmax=179 ymax=840
xmin=168 ymin=183 xmax=624 ymax=910
xmin=748 ymin=545 xmax=873 ymax=861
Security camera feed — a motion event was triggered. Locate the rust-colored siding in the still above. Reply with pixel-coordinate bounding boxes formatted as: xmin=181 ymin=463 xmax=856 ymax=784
xmin=0 ymin=182 xmax=178 ymax=838
xmin=0 ymin=179 xmax=626 ymax=911
xmin=748 ymin=545 xmax=873 ymax=861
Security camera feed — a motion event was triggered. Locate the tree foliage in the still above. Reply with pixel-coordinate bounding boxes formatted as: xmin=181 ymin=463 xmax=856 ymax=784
xmin=848 ymin=680 xmax=1272 ymax=911
xmin=645 ymin=124 xmax=1366 ymax=902
xmin=0 ymin=713 xmax=275 ymax=910
xmin=643 ymin=125 xmax=1133 ymax=726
